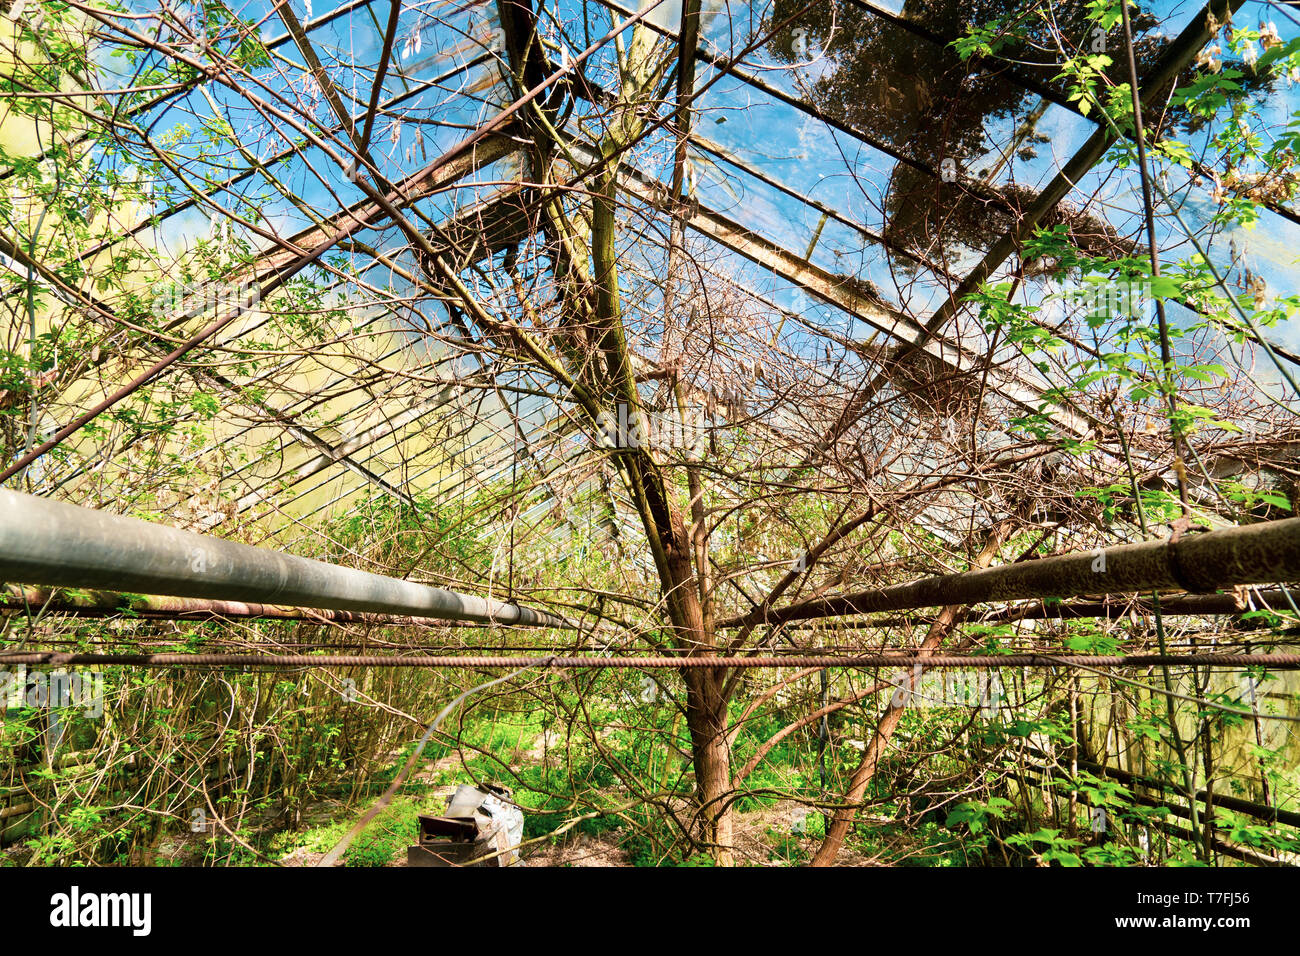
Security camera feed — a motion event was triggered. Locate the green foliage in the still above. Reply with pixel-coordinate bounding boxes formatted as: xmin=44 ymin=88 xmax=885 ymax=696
xmin=1006 ymin=827 xmax=1082 ymax=866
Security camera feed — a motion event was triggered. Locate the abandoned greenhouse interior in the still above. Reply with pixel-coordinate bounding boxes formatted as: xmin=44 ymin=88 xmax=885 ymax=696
xmin=2 ymin=0 xmax=1300 ymax=885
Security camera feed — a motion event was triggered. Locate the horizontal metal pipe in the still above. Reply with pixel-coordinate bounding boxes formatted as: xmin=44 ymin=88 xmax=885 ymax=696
xmin=976 ymin=588 xmax=1295 ymax=622
xmin=789 ymin=589 xmax=1294 ymax=630
xmin=0 ymin=491 xmax=569 ymax=628
xmin=1021 ymin=747 xmax=1300 ymax=830
xmin=723 ymin=518 xmax=1300 ymax=629
xmin=3 ymin=652 xmax=1298 ymax=670
xmin=0 ymin=803 xmax=35 ymax=821
xmin=1013 ymin=767 xmax=1290 ymax=866
xmin=0 ymin=586 xmax=495 ymax=628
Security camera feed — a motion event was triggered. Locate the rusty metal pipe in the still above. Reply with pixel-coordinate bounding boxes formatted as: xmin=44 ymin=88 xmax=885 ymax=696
xmin=787 ymin=590 xmax=1294 ymax=630
xmin=0 ymin=491 xmax=569 ymax=628
xmin=724 ymin=519 xmax=1300 ymax=629
xmin=0 ymin=586 xmax=497 ymax=627
xmin=4 ymin=652 xmax=1300 ymax=670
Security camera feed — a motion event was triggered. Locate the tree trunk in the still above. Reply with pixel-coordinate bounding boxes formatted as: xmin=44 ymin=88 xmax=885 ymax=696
xmin=810 ymin=525 xmax=1011 ymax=866
xmin=684 ymin=666 xmax=734 ymax=865
xmin=809 ymin=604 xmax=963 ymax=866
